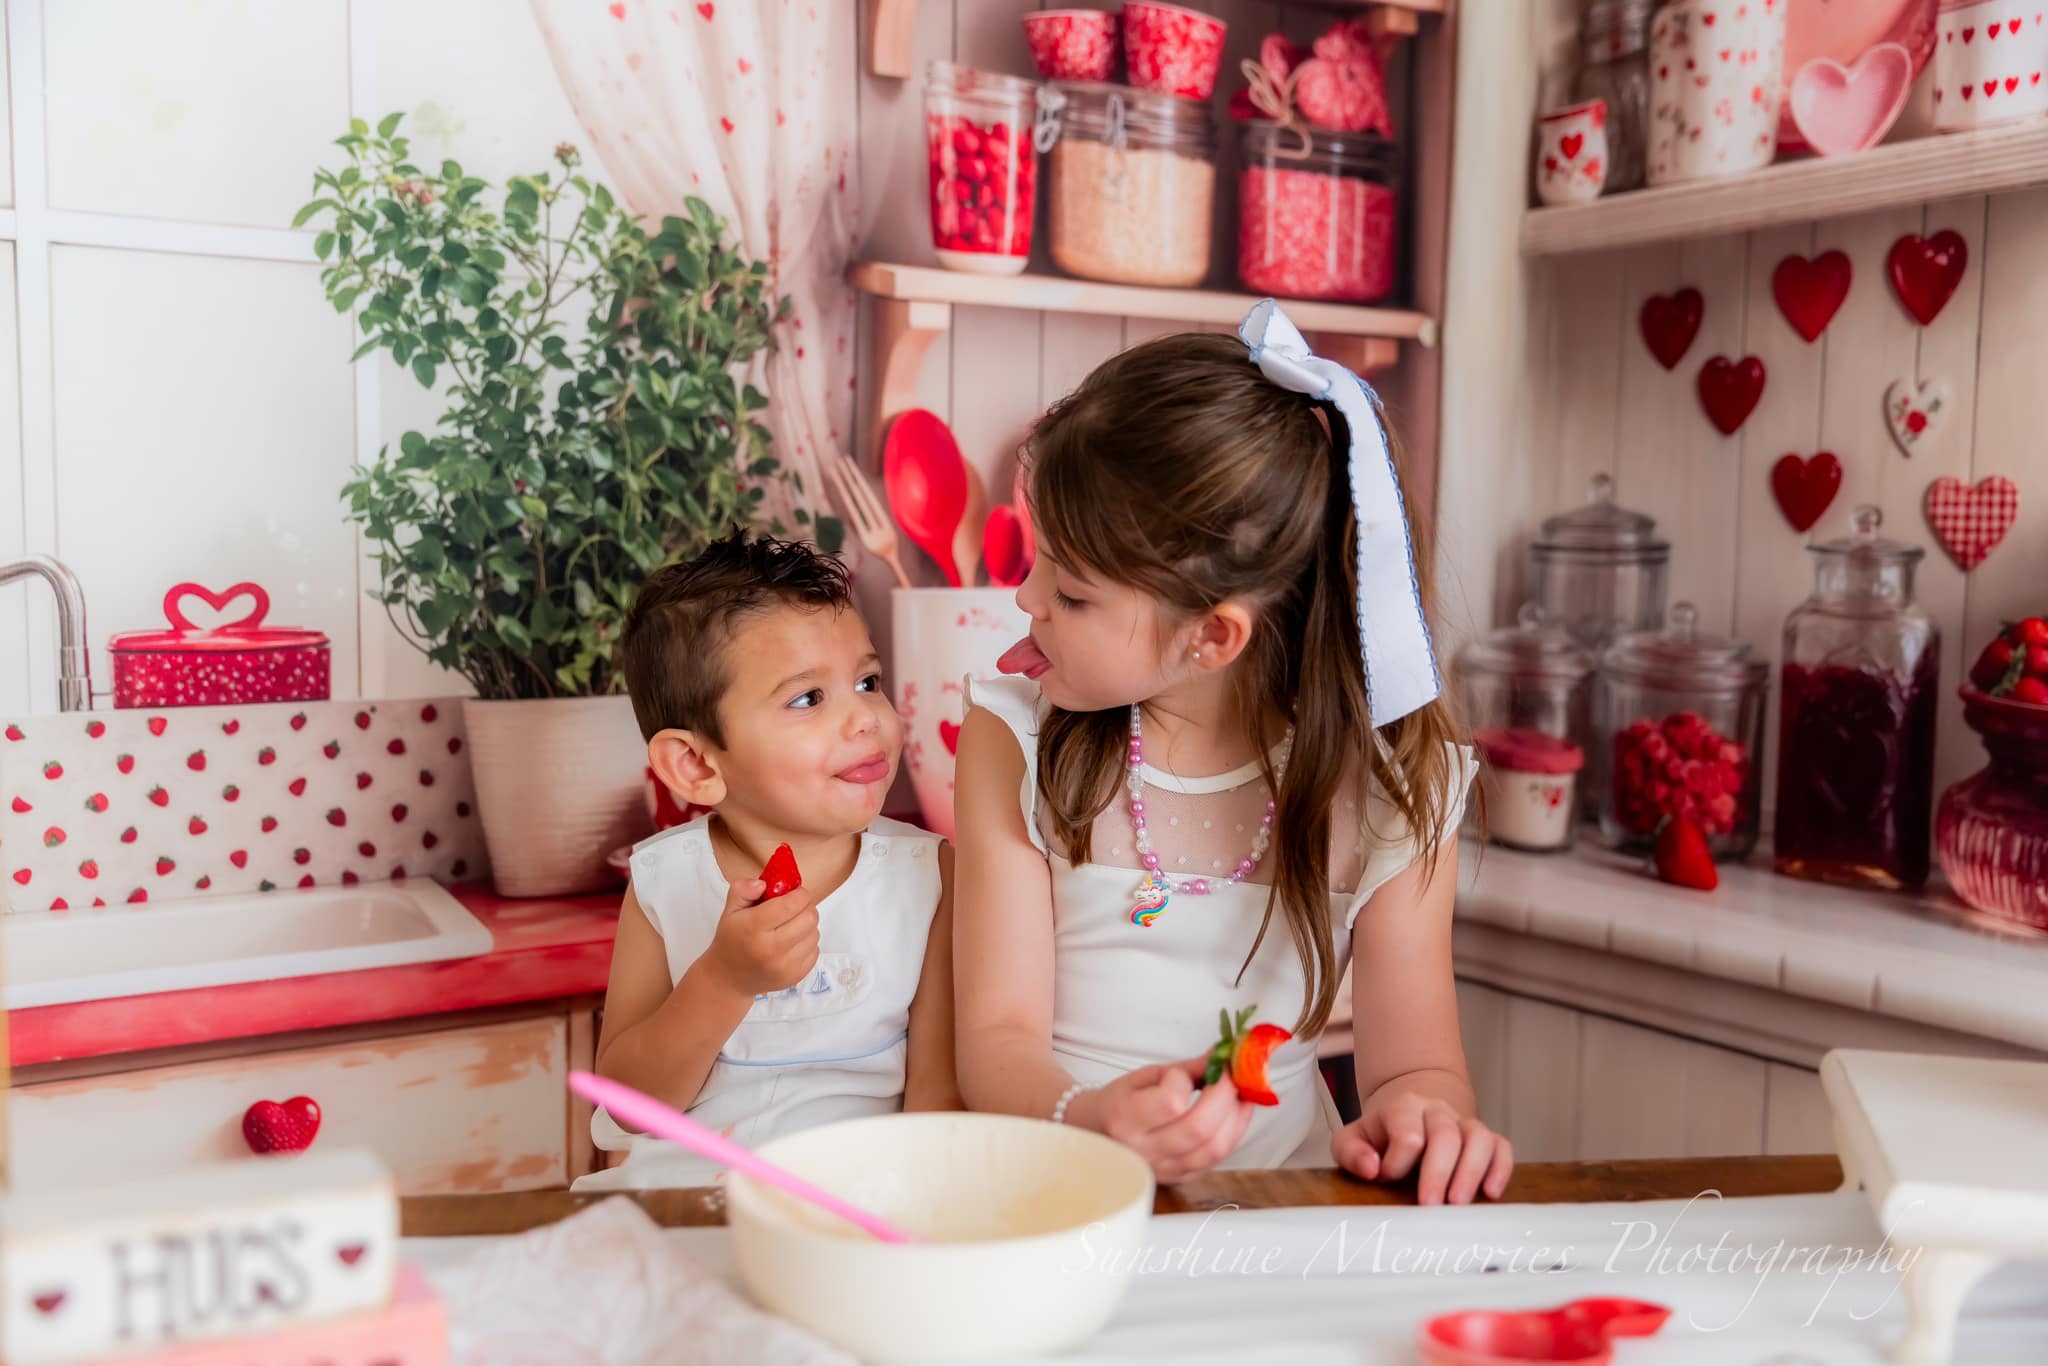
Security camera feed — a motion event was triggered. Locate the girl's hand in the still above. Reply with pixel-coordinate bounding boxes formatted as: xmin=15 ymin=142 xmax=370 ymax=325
xmin=1080 ymin=1057 xmax=1257 ymax=1183
xmin=1332 ymin=1088 xmax=1512 ymax=1205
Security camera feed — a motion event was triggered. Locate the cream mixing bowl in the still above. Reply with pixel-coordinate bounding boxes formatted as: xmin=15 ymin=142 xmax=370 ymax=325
xmin=727 ymin=1110 xmax=1155 ymax=1361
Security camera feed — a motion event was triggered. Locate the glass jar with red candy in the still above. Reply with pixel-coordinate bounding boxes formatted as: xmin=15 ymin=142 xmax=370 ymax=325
xmin=925 ymin=62 xmax=1041 ymax=275
xmin=1937 ymin=688 xmax=2048 ymax=936
xmin=1594 ymin=602 xmax=1767 ymax=858
xmin=1237 ymin=122 xmax=1399 ymax=303
xmin=1773 ymin=506 xmax=1940 ymax=892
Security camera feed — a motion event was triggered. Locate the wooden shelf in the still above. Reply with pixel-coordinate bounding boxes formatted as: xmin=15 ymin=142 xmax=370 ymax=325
xmin=850 ymin=260 xmax=1437 ymax=456
xmin=1522 ymin=121 xmax=2048 ymax=256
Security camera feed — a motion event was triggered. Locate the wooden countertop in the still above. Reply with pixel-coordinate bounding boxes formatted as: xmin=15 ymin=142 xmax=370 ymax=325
xmin=401 ymin=1154 xmax=1845 ymax=1237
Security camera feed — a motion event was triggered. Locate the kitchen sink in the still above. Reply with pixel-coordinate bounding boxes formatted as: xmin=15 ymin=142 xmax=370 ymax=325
xmin=1 ymin=879 xmax=493 ymax=1009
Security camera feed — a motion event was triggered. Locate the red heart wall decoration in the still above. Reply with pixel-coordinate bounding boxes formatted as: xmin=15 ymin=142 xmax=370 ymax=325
xmin=1888 ymin=230 xmax=1968 ymax=325
xmin=1772 ymin=250 xmax=1852 ymax=342
xmin=1925 ymin=475 xmax=2019 ymax=570
xmin=1640 ymin=288 xmax=1705 ymax=370
xmin=1771 ymin=453 xmax=1843 ymax=532
xmin=1697 ymin=355 xmax=1767 ymax=435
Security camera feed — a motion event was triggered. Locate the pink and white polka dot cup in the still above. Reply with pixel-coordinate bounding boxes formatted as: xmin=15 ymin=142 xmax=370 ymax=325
xmin=1121 ymin=1 xmax=1227 ymax=100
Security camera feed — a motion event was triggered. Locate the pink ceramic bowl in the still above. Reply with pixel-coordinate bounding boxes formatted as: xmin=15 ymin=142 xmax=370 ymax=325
xmin=1023 ymin=9 xmax=1118 ymax=82
xmin=1121 ymin=0 xmax=1227 ymax=99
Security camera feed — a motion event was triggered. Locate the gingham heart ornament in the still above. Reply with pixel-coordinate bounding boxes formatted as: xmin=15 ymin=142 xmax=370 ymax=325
xmin=1924 ymin=475 xmax=2018 ymax=571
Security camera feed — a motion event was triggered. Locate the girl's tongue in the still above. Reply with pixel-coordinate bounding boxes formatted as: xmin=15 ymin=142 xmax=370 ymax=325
xmin=997 ymin=635 xmax=1051 ymax=680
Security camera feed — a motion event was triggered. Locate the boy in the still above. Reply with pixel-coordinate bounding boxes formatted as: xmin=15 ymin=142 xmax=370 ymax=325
xmin=574 ymin=531 xmax=957 ymax=1190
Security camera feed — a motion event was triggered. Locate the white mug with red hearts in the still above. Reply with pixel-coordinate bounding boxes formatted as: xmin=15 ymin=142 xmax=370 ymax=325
xmin=891 ymin=588 xmax=1031 ymax=839
xmin=1648 ymin=0 xmax=1791 ymax=186
xmin=1535 ymin=99 xmax=1610 ymax=205
xmin=1933 ymin=0 xmax=2048 ymax=132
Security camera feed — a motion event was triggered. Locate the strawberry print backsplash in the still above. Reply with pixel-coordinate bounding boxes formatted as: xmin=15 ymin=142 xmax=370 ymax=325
xmin=0 ymin=698 xmax=487 ymax=912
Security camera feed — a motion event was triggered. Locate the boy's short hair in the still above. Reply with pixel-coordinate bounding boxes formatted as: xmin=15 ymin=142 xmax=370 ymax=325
xmin=621 ymin=528 xmax=854 ymax=744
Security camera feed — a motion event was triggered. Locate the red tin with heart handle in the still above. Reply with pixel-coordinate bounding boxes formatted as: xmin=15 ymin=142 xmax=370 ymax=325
xmin=110 ymin=582 xmax=331 ymax=709
xmin=1419 ymin=1297 xmax=1671 ymax=1365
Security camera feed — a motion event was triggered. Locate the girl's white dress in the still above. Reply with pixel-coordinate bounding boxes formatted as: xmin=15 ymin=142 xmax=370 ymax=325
xmin=967 ymin=676 xmax=1474 ymax=1169
xmin=573 ymin=815 xmax=942 ymax=1191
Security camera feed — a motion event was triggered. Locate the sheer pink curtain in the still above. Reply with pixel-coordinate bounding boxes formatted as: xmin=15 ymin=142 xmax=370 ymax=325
xmin=530 ymin=0 xmax=859 ymax=537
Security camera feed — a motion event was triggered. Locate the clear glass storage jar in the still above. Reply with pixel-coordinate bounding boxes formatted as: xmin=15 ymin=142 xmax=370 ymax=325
xmin=1595 ymin=602 xmax=1768 ymax=858
xmin=1575 ymin=0 xmax=1652 ymax=192
xmin=1459 ymin=606 xmax=1597 ymax=853
xmin=1774 ymin=507 xmax=1940 ymax=892
xmin=1042 ymin=80 xmax=1217 ymax=287
xmin=926 ymin=61 xmax=1042 ymax=275
xmin=1237 ymin=122 xmax=1400 ymax=303
xmin=1529 ymin=473 xmax=1671 ymax=658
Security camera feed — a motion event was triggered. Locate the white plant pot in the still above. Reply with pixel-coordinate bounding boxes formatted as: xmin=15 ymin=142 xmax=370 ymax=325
xmin=462 ymin=694 xmax=649 ymax=897
xmin=892 ymin=588 xmax=1032 ymax=839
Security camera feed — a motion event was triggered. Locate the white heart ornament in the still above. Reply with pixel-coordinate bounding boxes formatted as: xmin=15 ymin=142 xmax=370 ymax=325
xmin=1884 ymin=376 xmax=1951 ymax=457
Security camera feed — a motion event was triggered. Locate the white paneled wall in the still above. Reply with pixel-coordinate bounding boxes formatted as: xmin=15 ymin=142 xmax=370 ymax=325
xmin=0 ymin=0 xmax=584 ymax=717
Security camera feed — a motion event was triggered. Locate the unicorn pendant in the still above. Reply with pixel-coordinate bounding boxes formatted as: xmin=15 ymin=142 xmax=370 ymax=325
xmin=1130 ymin=873 xmax=1170 ymax=928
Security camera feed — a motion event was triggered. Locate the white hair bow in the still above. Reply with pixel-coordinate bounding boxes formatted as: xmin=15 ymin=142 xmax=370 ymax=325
xmin=1238 ymin=298 xmax=1440 ymax=728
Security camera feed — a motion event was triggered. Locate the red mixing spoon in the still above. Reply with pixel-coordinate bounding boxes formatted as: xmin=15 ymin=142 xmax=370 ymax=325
xmin=882 ymin=409 xmax=968 ymax=587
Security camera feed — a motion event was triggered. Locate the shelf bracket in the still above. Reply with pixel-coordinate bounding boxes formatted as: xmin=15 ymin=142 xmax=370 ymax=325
xmin=866 ymin=297 xmax=951 ymax=460
xmin=1307 ymin=332 xmax=1401 ymax=378
xmin=867 ymin=0 xmax=915 ymax=79
xmin=1366 ymin=7 xmax=1421 ymax=43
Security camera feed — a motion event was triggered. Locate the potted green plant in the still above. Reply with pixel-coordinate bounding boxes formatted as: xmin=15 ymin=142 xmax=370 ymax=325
xmin=300 ymin=116 xmax=821 ymax=895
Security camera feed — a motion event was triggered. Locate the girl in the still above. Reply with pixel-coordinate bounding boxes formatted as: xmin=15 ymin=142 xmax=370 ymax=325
xmin=954 ymin=301 xmax=1510 ymax=1205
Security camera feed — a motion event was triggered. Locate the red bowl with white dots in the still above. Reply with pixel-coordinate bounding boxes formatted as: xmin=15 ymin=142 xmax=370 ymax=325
xmin=1121 ymin=1 xmax=1227 ymax=100
xmin=1022 ymin=9 xmax=1118 ymax=82
xmin=110 ymin=582 xmax=331 ymax=710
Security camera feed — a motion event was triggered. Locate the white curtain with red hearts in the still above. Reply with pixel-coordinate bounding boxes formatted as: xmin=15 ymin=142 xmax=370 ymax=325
xmin=529 ymin=0 xmax=859 ymax=539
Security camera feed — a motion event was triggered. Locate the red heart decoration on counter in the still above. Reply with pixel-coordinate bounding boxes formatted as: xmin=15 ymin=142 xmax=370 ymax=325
xmin=1925 ymin=475 xmax=2019 ymax=570
xmin=1888 ymin=230 xmax=1968 ymax=325
xmin=242 ymin=1095 xmax=322 ymax=1154
xmin=1639 ymin=288 xmax=1704 ymax=370
xmin=1697 ymin=355 xmax=1767 ymax=435
xmin=1772 ymin=250 xmax=1852 ymax=342
xmin=1772 ymin=453 xmax=1843 ymax=532
xmin=162 ymin=581 xmax=272 ymax=633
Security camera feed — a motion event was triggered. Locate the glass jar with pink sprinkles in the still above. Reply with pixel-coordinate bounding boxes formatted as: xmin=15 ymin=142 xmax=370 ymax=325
xmin=1236 ymin=122 xmax=1399 ymax=303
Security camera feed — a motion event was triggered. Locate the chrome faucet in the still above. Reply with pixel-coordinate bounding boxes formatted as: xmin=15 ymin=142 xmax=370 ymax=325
xmin=0 ymin=555 xmax=93 ymax=711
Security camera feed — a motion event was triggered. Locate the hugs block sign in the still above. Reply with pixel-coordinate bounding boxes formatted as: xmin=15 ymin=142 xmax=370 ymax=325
xmin=1 ymin=1149 xmax=398 ymax=1364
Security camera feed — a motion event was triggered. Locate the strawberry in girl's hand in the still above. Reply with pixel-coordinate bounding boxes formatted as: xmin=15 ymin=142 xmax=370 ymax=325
xmin=760 ymin=843 xmax=803 ymax=898
xmin=1653 ymin=816 xmax=1718 ymax=891
xmin=1203 ymin=1005 xmax=1291 ymax=1106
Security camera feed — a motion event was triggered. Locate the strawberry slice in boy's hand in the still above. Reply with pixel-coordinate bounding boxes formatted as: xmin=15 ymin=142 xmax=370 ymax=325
xmin=760 ymin=843 xmax=803 ymax=899
xmin=1202 ymin=1006 xmax=1291 ymax=1106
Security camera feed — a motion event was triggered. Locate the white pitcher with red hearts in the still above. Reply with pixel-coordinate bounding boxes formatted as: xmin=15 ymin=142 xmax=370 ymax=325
xmin=891 ymin=588 xmax=1031 ymax=838
xmin=1648 ymin=0 xmax=1791 ymax=185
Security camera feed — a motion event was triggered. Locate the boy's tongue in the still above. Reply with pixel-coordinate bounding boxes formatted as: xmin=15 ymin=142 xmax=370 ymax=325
xmin=997 ymin=636 xmax=1050 ymax=679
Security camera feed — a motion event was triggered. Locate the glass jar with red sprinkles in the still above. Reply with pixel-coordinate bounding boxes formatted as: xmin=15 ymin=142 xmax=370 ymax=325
xmin=925 ymin=62 xmax=1043 ymax=276
xmin=1236 ymin=122 xmax=1399 ymax=303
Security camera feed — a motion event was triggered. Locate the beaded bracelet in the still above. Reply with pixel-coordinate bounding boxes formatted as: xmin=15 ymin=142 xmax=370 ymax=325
xmin=1051 ymin=1081 xmax=1093 ymax=1126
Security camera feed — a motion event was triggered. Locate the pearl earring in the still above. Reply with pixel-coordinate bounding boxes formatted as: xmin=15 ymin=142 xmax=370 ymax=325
xmin=1192 ymin=651 xmax=1202 ymax=662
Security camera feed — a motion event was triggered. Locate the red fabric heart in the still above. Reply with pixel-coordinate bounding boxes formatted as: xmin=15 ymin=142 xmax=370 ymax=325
xmin=1771 ymin=453 xmax=1843 ymax=532
xmin=242 ymin=1095 xmax=322 ymax=1153
xmin=1888 ymin=229 xmax=1968 ymax=325
xmin=1925 ymin=475 xmax=2019 ymax=570
xmin=1697 ymin=355 xmax=1767 ymax=435
xmin=1772 ymin=251 xmax=1852 ymax=342
xmin=1639 ymin=288 xmax=1704 ymax=370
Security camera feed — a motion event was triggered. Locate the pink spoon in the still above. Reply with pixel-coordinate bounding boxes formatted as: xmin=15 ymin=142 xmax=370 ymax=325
xmin=984 ymin=505 xmax=1028 ymax=587
xmin=883 ymin=409 xmax=968 ymax=586
xmin=567 ymin=1071 xmax=919 ymax=1244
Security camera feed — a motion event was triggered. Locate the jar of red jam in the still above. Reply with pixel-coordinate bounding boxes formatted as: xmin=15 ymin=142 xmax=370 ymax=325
xmin=925 ymin=62 xmax=1043 ymax=274
xmin=1237 ymin=122 xmax=1398 ymax=303
xmin=1774 ymin=506 xmax=1940 ymax=892
xmin=1594 ymin=602 xmax=1767 ymax=858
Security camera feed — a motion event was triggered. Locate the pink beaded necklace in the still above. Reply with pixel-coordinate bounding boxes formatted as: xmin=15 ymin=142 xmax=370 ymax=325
xmin=1124 ymin=702 xmax=1293 ymax=928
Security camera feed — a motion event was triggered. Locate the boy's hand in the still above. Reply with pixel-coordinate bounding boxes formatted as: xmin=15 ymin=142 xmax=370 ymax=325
xmin=704 ymin=876 xmax=821 ymax=998
xmin=1332 ymin=1088 xmax=1512 ymax=1205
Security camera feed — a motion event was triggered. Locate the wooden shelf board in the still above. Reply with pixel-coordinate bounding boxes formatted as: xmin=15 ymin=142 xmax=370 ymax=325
xmin=848 ymin=260 xmax=1439 ymax=345
xmin=1522 ymin=121 xmax=2048 ymax=256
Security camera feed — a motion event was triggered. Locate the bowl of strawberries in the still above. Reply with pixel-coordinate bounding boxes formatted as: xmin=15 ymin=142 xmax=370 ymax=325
xmin=1938 ymin=616 xmax=2048 ymax=934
